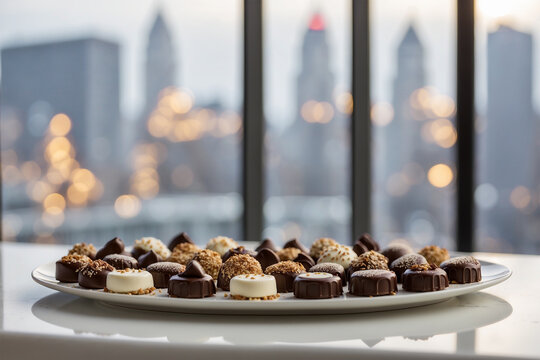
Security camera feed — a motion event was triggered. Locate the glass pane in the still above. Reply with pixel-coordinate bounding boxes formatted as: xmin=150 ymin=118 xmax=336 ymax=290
xmin=264 ymin=0 xmax=352 ymax=246
xmin=475 ymin=1 xmax=540 ymax=253
xmin=371 ymin=1 xmax=457 ymax=249
xmin=0 ymin=1 xmax=243 ymax=246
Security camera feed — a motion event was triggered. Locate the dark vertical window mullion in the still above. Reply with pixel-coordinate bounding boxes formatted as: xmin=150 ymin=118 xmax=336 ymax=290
xmin=243 ymin=0 xmax=264 ymax=242
xmin=456 ymin=0 xmax=475 ymax=252
xmin=352 ymin=0 xmax=371 ymax=243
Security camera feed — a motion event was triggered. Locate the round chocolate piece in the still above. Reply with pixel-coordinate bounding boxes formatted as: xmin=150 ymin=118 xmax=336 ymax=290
xmin=217 ymin=254 xmax=263 ymax=291
xmin=255 ymin=238 xmax=279 ymax=253
xmin=78 ymin=260 xmax=114 ymax=289
xmin=55 ymin=255 xmax=92 ymax=283
xmin=265 ymin=261 xmax=305 ymax=293
xmin=192 ymin=249 xmax=222 ymax=279
xmin=95 ymin=237 xmax=125 ymax=260
xmin=68 ymin=243 xmax=97 ymax=260
xmin=222 ymin=246 xmax=257 ymax=262
xmin=283 ymin=238 xmax=309 ymax=254
xmin=309 ymin=262 xmax=347 ymax=286
xmin=103 ymin=254 xmax=138 ymax=270
xmin=168 ymin=231 xmax=194 ymax=251
xmin=255 ymin=248 xmax=280 ymax=272
xmin=418 ymin=245 xmax=450 ymax=266
xmin=380 ymin=244 xmax=414 ymax=264
xmin=310 ymin=238 xmax=338 ymax=260
xmin=390 ymin=254 xmax=428 ymax=283
xmin=402 ymin=264 xmax=449 ymax=292
xmin=356 ymin=233 xmax=380 ymax=252
xmin=138 ymin=250 xmax=162 ymax=268
xmin=440 ymin=256 xmax=482 ymax=284
xmin=293 ymin=272 xmax=343 ymax=299
xmin=349 ymin=250 xmax=389 ymax=279
xmin=147 ymin=262 xmax=185 ymax=288
xmin=349 ymin=269 xmax=397 ymax=297
xmin=168 ymin=261 xmax=216 ymax=298
xmin=294 ymin=252 xmax=315 ymax=271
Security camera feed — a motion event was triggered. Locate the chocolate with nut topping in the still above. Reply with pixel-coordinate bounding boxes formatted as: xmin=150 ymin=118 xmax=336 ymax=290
xmin=56 ymin=255 xmax=92 ymax=283
xmin=78 ymin=260 xmax=114 ymax=289
xmin=390 ymin=254 xmax=428 ymax=283
xmin=309 ymin=262 xmax=347 ymax=286
xmin=265 ymin=261 xmax=305 ymax=293
xmin=402 ymin=263 xmax=449 ymax=292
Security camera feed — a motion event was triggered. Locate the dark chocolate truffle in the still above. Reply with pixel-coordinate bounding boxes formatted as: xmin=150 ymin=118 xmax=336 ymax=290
xmin=381 ymin=244 xmax=414 ymax=264
xmin=222 ymin=246 xmax=257 ymax=262
xmin=103 ymin=254 xmax=138 ymax=270
xmin=293 ymin=272 xmax=343 ymax=299
xmin=440 ymin=256 xmax=482 ymax=284
xmin=147 ymin=262 xmax=185 ymax=288
xmin=353 ymin=242 xmax=369 ymax=256
xmin=283 ymin=238 xmax=309 ymax=254
xmin=265 ymin=261 xmax=305 ymax=293
xmin=56 ymin=255 xmax=92 ymax=283
xmin=294 ymin=252 xmax=315 ymax=270
xmin=349 ymin=269 xmax=397 ymax=297
xmin=138 ymin=250 xmax=162 ymax=268
xmin=78 ymin=260 xmax=114 ymax=289
xmin=168 ymin=232 xmax=194 ymax=252
xmin=356 ymin=233 xmax=380 ymax=252
xmin=390 ymin=254 xmax=428 ymax=283
xmin=168 ymin=260 xmax=216 ymax=298
xmin=402 ymin=264 xmax=449 ymax=292
xmin=255 ymin=238 xmax=279 ymax=253
xmin=309 ymin=262 xmax=347 ymax=286
xmin=95 ymin=237 xmax=125 ymax=260
xmin=349 ymin=250 xmax=389 ymax=277
xmin=255 ymin=248 xmax=280 ymax=272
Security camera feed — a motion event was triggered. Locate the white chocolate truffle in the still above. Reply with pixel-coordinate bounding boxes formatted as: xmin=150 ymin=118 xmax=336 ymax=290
xmin=230 ymin=274 xmax=277 ymax=298
xmin=317 ymin=245 xmax=358 ymax=269
xmin=106 ymin=269 xmax=154 ymax=294
xmin=134 ymin=237 xmax=171 ymax=259
xmin=206 ymin=236 xmax=238 ymax=256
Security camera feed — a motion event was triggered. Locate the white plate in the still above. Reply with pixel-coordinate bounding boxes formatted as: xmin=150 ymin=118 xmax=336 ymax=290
xmin=32 ymin=257 xmax=511 ymax=315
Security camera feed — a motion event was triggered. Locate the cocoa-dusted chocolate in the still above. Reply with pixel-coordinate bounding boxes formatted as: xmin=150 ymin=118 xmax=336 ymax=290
xmin=103 ymin=254 xmax=138 ymax=270
xmin=349 ymin=250 xmax=389 ymax=277
xmin=294 ymin=253 xmax=315 ymax=271
xmin=381 ymin=244 xmax=414 ymax=264
xmin=440 ymin=256 xmax=482 ymax=284
xmin=277 ymin=247 xmax=302 ymax=261
xmin=418 ymin=245 xmax=450 ymax=266
xmin=255 ymin=248 xmax=280 ymax=272
xmin=168 ymin=231 xmax=194 ymax=251
xmin=192 ymin=249 xmax=222 ymax=280
xmin=402 ymin=264 xmax=449 ymax=292
xmin=68 ymin=243 xmax=96 ymax=259
xmin=265 ymin=261 xmax=305 ymax=293
xmin=293 ymin=272 xmax=343 ymax=299
xmin=217 ymin=254 xmax=263 ymax=291
xmin=356 ymin=233 xmax=380 ymax=252
xmin=147 ymin=262 xmax=185 ymax=288
xmin=310 ymin=238 xmax=338 ymax=260
xmin=222 ymin=246 xmax=257 ymax=262
xmin=255 ymin=238 xmax=279 ymax=253
xmin=138 ymin=250 xmax=162 ymax=268
xmin=95 ymin=237 xmax=125 ymax=260
xmin=283 ymin=238 xmax=309 ymax=254
xmin=168 ymin=260 xmax=216 ymax=298
xmin=390 ymin=254 xmax=428 ymax=283
xmin=309 ymin=262 xmax=347 ymax=286
xmin=349 ymin=269 xmax=397 ymax=297
xmin=78 ymin=260 xmax=114 ymax=289
xmin=56 ymin=255 xmax=92 ymax=283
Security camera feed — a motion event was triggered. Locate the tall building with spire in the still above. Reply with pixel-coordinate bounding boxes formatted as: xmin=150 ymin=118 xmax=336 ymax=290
xmin=145 ymin=12 xmax=177 ymax=111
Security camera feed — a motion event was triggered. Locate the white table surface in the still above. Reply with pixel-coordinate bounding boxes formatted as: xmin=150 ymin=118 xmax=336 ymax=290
xmin=0 ymin=242 xmax=538 ymax=360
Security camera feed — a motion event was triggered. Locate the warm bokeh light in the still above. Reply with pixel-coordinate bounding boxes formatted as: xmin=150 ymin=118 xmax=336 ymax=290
xmin=371 ymin=101 xmax=394 ymax=127
xmin=114 ymin=194 xmax=142 ymax=218
xmin=49 ymin=113 xmax=72 ymax=136
xmin=301 ymin=100 xmax=334 ymax=124
xmin=427 ymin=164 xmax=454 ymax=188
xmin=71 ymin=168 xmax=96 ymax=192
xmin=477 ymin=0 xmax=511 ymax=20
xmin=43 ymin=193 xmax=66 ymax=214
xmin=20 ymin=161 xmax=42 ymax=181
xmin=510 ymin=186 xmax=531 ymax=209
xmin=335 ymin=92 xmax=353 ymax=115
xmin=431 ymin=118 xmax=457 ymax=148
xmin=67 ymin=184 xmax=89 ymax=206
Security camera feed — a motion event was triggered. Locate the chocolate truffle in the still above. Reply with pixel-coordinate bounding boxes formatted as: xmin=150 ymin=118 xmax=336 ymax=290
xmin=356 ymin=233 xmax=380 ymax=252
xmin=217 ymin=254 xmax=263 ymax=291
xmin=206 ymin=236 xmax=238 ymax=256
xmin=68 ymin=243 xmax=96 ymax=259
xmin=310 ymin=238 xmax=338 ymax=260
xmin=168 ymin=260 xmax=216 ymax=298
xmin=294 ymin=253 xmax=315 ymax=270
xmin=103 ymin=254 xmax=138 ymax=270
xmin=418 ymin=245 xmax=450 ymax=266
xmin=230 ymin=274 xmax=279 ymax=300
xmin=309 ymin=263 xmax=347 ymax=286
xmin=265 ymin=261 xmax=305 ymax=293
xmin=147 ymin=262 xmax=185 ymax=288
xmin=255 ymin=238 xmax=279 ymax=253
xmin=78 ymin=260 xmax=114 ymax=289
xmin=168 ymin=232 xmax=194 ymax=251
xmin=56 ymin=255 xmax=92 ymax=283
xmin=381 ymin=243 xmax=414 ymax=264
xmin=353 ymin=242 xmax=369 ymax=256
xmin=283 ymin=238 xmax=309 ymax=254
xmin=349 ymin=250 xmax=389 ymax=277
xmin=168 ymin=243 xmax=201 ymax=265
xmin=95 ymin=237 xmax=125 ymax=260
xmin=222 ymin=246 xmax=257 ymax=262
xmin=390 ymin=254 xmax=428 ymax=283
xmin=138 ymin=250 xmax=162 ymax=268
xmin=293 ymin=273 xmax=343 ymax=299
xmin=317 ymin=244 xmax=358 ymax=269
xmin=192 ymin=249 xmax=222 ymax=280
xmin=402 ymin=264 xmax=449 ymax=292
xmin=349 ymin=269 xmax=398 ymax=297
xmin=254 ymin=248 xmax=280 ymax=272
xmin=440 ymin=256 xmax=482 ymax=284
xmin=277 ymin=247 xmax=302 ymax=261
xmin=105 ymin=269 xmax=155 ymax=295
xmin=132 ymin=237 xmax=171 ymax=260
